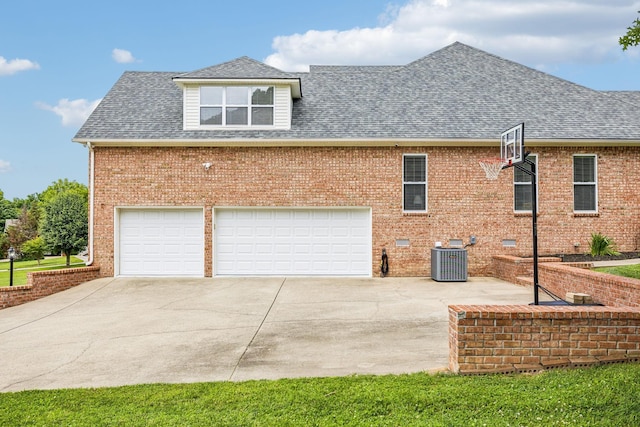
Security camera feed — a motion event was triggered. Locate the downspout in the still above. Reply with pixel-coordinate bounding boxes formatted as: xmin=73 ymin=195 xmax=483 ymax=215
xmin=86 ymin=141 xmax=95 ymax=266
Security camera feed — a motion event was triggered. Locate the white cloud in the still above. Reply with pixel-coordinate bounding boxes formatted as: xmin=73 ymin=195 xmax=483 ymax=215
xmin=112 ymin=48 xmax=137 ymax=63
xmin=36 ymin=98 xmax=102 ymax=127
xmin=0 ymin=159 xmax=11 ymax=173
xmin=0 ymin=56 xmax=40 ymax=76
xmin=264 ymin=0 xmax=640 ymax=71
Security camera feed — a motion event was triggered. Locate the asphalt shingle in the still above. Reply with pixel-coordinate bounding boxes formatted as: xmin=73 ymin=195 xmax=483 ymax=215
xmin=74 ymin=42 xmax=640 ymax=143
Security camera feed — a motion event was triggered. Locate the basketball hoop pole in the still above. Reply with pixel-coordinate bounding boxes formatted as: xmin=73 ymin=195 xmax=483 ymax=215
xmin=514 ymin=152 xmax=540 ymax=305
xmin=494 ymin=122 xmax=540 ymax=305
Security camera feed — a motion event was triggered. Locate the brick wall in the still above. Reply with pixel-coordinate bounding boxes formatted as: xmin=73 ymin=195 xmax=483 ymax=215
xmin=492 ymin=254 xmax=562 ymax=284
xmin=449 ymin=304 xmax=640 ymax=373
xmin=91 ymin=145 xmax=640 ymax=277
xmin=492 ymin=255 xmax=640 ymax=308
xmin=0 ymin=266 xmax=100 ymax=309
xmin=539 ymin=262 xmax=640 ymax=308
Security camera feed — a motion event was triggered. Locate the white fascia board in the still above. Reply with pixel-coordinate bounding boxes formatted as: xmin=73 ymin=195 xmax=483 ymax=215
xmin=72 ymin=137 xmax=640 ymax=148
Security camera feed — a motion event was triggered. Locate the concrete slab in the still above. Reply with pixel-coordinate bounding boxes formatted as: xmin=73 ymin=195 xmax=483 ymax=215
xmin=0 ymin=276 xmax=537 ymax=392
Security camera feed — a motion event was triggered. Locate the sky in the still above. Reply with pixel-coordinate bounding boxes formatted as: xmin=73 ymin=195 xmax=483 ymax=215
xmin=1 ymin=0 xmax=639 ymax=200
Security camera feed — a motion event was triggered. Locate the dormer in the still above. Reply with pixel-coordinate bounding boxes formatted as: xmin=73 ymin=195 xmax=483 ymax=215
xmin=173 ymin=57 xmax=302 ymax=131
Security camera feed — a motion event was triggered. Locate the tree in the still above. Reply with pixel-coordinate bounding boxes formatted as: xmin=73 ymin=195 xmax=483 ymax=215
xmin=39 ymin=179 xmax=88 ymax=207
xmin=0 ymin=189 xmax=19 ymax=231
xmin=620 ymin=11 xmax=640 ymax=50
xmin=41 ymin=192 xmax=88 ymax=266
xmin=0 ymin=232 xmax=9 ymax=258
xmin=21 ymin=236 xmax=46 ymax=264
xmin=5 ymin=204 xmax=41 ymax=254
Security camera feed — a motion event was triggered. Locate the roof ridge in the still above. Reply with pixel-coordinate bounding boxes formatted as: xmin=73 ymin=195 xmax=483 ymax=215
xmin=174 ymin=56 xmax=295 ymax=79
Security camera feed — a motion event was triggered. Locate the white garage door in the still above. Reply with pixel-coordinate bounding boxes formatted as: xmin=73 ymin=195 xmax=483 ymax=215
xmin=215 ymin=208 xmax=371 ymax=276
xmin=118 ymin=209 xmax=204 ymax=276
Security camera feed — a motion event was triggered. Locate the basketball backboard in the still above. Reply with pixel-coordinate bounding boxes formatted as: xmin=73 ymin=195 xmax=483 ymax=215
xmin=500 ymin=123 xmax=524 ymax=166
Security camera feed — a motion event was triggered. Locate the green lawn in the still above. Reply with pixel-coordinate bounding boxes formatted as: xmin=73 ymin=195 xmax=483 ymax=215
xmin=594 ymin=263 xmax=640 ymax=280
xmin=0 ymin=256 xmax=85 ymax=287
xmin=0 ymin=363 xmax=638 ymax=426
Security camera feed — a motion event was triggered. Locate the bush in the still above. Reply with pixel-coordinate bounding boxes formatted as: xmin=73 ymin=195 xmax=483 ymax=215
xmin=589 ymin=232 xmax=620 ymax=257
xmin=21 ymin=236 xmax=46 ymax=264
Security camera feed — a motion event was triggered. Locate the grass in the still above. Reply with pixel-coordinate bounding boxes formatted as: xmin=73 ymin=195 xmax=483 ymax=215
xmin=0 ymin=363 xmax=638 ymax=426
xmin=594 ymin=263 xmax=640 ymax=280
xmin=0 ymin=256 xmax=85 ymax=287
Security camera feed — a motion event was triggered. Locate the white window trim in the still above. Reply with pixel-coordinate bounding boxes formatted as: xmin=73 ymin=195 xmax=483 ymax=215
xmin=199 ymin=86 xmax=274 ymax=128
xmin=573 ymin=154 xmax=598 ymax=213
xmin=513 ymin=154 xmax=538 ymax=213
xmin=402 ymin=154 xmax=427 ymax=213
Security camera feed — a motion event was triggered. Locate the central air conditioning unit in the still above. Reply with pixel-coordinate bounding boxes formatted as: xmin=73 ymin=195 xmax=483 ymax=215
xmin=431 ymin=248 xmax=468 ymax=281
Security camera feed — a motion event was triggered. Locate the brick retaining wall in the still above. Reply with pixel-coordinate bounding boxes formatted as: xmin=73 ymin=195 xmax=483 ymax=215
xmin=449 ymin=304 xmax=640 ymax=373
xmin=539 ymin=262 xmax=640 ymax=308
xmin=492 ymin=254 xmax=640 ymax=307
xmin=0 ymin=266 xmax=101 ymax=309
xmin=492 ymin=255 xmax=562 ymax=285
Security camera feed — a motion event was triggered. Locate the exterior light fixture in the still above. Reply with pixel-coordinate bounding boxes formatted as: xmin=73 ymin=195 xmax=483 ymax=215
xmin=8 ymin=246 xmax=15 ymax=287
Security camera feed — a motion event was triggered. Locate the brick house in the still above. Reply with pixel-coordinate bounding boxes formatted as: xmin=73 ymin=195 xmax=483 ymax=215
xmin=73 ymin=42 xmax=640 ymax=278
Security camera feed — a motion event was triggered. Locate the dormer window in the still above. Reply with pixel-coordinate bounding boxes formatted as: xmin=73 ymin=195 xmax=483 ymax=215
xmin=200 ymin=86 xmax=274 ymax=126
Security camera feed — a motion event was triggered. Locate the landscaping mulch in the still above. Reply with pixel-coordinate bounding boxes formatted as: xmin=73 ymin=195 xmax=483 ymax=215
xmin=545 ymin=252 xmax=640 ymax=263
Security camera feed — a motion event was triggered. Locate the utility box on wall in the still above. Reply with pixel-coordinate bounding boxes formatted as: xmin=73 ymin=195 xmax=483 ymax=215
xmin=431 ymin=248 xmax=468 ymax=281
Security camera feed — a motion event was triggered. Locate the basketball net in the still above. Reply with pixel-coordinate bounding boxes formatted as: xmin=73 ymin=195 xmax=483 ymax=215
xmin=479 ymin=157 xmax=508 ymax=180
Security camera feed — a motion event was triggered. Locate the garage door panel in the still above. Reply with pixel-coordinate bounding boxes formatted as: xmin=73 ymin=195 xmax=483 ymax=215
xmin=256 ymin=226 xmax=273 ymax=236
xmin=276 ymin=228 xmax=292 ymax=237
xmin=184 ymin=227 xmax=202 ymax=238
xmin=119 ymin=209 xmax=204 ymax=277
xmin=184 ymin=244 xmax=203 ymax=256
xmin=215 ymin=208 xmax=370 ymax=276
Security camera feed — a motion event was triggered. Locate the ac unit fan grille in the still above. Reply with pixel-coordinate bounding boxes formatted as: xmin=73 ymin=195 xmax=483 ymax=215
xmin=431 ymin=248 xmax=468 ymax=281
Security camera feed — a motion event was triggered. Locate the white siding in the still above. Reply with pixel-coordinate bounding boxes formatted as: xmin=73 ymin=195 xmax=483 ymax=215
xmin=184 ymin=85 xmax=200 ymax=130
xmin=274 ymin=85 xmax=291 ymax=129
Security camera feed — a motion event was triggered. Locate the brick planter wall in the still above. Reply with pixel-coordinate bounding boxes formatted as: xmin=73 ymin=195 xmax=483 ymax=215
xmin=449 ymin=304 xmax=640 ymax=373
xmin=0 ymin=266 xmax=101 ymax=309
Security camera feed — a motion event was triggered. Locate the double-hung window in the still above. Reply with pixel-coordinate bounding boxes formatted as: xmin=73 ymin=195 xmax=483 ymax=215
xmin=573 ymin=154 xmax=597 ymax=212
xmin=403 ymin=154 xmax=427 ymax=212
xmin=200 ymin=86 xmax=274 ymax=126
xmin=513 ymin=154 xmax=537 ymax=212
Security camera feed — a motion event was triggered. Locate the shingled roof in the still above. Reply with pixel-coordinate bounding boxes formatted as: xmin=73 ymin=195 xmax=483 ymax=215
xmin=74 ymin=42 xmax=640 ymax=143
xmin=174 ymin=56 xmax=296 ymax=80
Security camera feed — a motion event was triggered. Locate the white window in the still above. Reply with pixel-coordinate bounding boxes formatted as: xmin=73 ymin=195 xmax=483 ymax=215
xmin=513 ymin=154 xmax=538 ymax=212
xmin=200 ymin=86 xmax=274 ymax=126
xmin=573 ymin=154 xmax=597 ymax=212
xmin=403 ymin=154 xmax=427 ymax=212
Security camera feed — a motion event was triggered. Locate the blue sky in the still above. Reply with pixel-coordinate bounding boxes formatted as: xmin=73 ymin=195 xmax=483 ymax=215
xmin=1 ymin=0 xmax=639 ymax=200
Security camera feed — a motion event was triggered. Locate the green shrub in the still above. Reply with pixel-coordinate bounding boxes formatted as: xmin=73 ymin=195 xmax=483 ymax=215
xmin=21 ymin=236 xmax=46 ymax=264
xmin=589 ymin=232 xmax=620 ymax=256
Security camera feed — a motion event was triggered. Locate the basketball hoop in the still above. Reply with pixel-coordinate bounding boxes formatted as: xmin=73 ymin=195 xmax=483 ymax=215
xmin=479 ymin=157 xmax=507 ymax=180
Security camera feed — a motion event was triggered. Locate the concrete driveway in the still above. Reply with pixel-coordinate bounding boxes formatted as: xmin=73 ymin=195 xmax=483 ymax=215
xmin=0 ymin=276 xmax=536 ymax=392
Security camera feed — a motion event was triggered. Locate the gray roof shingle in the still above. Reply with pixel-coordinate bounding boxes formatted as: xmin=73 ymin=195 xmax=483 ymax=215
xmin=74 ymin=42 xmax=640 ymax=143
xmin=174 ymin=56 xmax=296 ymax=80
xmin=603 ymin=91 xmax=640 ymax=107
